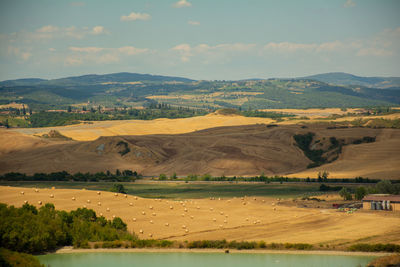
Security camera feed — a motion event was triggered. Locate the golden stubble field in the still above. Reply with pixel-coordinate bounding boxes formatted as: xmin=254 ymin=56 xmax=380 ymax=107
xmin=1 ymin=186 xmax=399 ymax=246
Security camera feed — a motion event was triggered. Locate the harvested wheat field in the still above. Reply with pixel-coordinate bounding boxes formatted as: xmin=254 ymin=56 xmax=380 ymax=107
xmin=1 ymin=186 xmax=399 ymax=246
xmin=10 ymin=113 xmax=276 ymax=141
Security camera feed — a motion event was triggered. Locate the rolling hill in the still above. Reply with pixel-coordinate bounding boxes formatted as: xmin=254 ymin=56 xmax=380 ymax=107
xmin=1 ymin=122 xmax=399 ymax=179
xmin=1 ymin=72 xmax=400 ymax=111
xmin=302 ymin=72 xmax=400 ymax=89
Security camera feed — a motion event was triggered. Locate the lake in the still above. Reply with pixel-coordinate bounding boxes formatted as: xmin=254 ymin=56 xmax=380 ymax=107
xmin=37 ymin=252 xmax=376 ymax=267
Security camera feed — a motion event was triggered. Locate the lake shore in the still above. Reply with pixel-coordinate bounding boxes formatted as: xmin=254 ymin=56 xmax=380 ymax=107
xmin=54 ymin=246 xmax=392 ymax=257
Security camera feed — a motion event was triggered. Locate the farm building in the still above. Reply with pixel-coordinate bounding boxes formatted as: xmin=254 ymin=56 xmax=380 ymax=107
xmin=362 ymin=194 xmax=400 ymax=211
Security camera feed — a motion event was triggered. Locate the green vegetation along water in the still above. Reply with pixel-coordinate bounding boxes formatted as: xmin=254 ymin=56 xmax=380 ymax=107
xmin=37 ymin=252 xmax=376 ymax=267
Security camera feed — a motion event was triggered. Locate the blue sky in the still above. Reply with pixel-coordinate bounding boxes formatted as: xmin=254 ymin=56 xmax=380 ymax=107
xmin=0 ymin=0 xmax=399 ymax=80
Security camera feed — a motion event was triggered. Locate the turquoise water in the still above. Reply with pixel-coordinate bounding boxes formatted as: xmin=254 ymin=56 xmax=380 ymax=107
xmin=37 ymin=252 xmax=375 ymax=267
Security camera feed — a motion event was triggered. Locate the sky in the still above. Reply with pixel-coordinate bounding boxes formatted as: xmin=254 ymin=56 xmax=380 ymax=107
xmin=0 ymin=0 xmax=399 ymax=81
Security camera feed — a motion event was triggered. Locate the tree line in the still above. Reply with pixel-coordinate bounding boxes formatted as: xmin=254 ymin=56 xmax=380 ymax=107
xmin=0 ymin=170 xmax=141 ymax=182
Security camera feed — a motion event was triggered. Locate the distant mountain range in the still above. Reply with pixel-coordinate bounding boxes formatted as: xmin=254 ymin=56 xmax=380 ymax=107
xmin=0 ymin=72 xmax=399 ymax=110
xmin=301 ymin=72 xmax=400 ymax=89
xmin=0 ymin=72 xmax=194 ymax=86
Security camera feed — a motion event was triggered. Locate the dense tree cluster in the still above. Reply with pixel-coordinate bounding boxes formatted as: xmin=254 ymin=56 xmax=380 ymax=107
xmin=0 ymin=203 xmax=134 ymax=254
xmin=27 ymin=105 xmax=209 ymax=127
xmin=0 ymin=170 xmax=140 ymax=182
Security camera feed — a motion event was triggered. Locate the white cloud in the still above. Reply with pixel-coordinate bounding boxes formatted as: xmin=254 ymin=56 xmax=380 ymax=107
xmin=92 ymin=26 xmax=106 ymax=35
xmin=171 ymin=43 xmax=256 ymax=62
xmin=70 ymin=2 xmax=85 ymax=7
xmin=118 ymin=46 xmax=149 ymax=55
xmin=69 ymin=46 xmax=104 ymax=53
xmin=65 ymin=45 xmax=150 ymax=65
xmin=65 ymin=56 xmax=83 ymax=66
xmin=173 ymin=0 xmax=191 ymax=8
xmin=121 ymin=12 xmax=151 ymax=21
xmin=263 ymin=41 xmax=347 ymax=53
xmin=22 ymin=25 xmax=110 ymax=41
xmin=36 ymin=25 xmax=59 ymax=33
xmin=344 ymin=0 xmax=356 ymax=8
xmin=188 ymin=20 xmax=200 ymax=26
xmin=7 ymin=46 xmax=31 ymax=61
xmin=356 ymin=47 xmax=392 ymax=57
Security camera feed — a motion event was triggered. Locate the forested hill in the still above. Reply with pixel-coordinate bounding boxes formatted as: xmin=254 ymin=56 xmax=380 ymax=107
xmin=1 ymin=72 xmax=400 ymax=110
xmin=0 ymin=72 xmax=194 ymax=87
xmin=302 ymin=72 xmax=400 ymax=89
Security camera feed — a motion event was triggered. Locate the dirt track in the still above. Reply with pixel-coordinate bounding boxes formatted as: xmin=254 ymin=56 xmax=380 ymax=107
xmin=1 ymin=186 xmax=399 ymax=246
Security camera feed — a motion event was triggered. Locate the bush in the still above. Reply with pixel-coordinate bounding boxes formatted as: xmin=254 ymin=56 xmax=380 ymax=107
xmin=0 ymin=248 xmax=44 ymax=267
xmin=348 ymin=243 xmax=400 ymax=253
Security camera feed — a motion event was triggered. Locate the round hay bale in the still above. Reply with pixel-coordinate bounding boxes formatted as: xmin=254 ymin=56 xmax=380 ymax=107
xmin=224 ymin=220 xmax=227 ymax=224
xmin=184 ymin=208 xmax=188 ymax=212
xmin=185 ymin=229 xmax=189 ymax=233
xmin=106 ymin=208 xmax=110 ymax=212
xmin=20 ymin=191 xmax=24 ymax=195
xmin=210 ymin=208 xmax=214 ymax=211
xmin=97 ymin=202 xmax=101 ymax=206
xmin=190 ymin=216 xmax=194 ymax=219
xmin=35 ymin=189 xmax=39 ymax=193
xmin=72 ymin=197 xmax=76 ymax=201
xmin=87 ymin=200 xmax=91 ymax=203
xmin=152 ymin=213 xmax=156 ymax=216
xmin=83 ymin=205 xmax=87 ymax=208
xmin=148 ymin=234 xmax=153 ymax=237
xmin=149 ymin=206 xmax=153 ymax=210
xmin=38 ymin=201 xmax=42 ymax=205
xmin=100 ymin=213 xmax=103 ymax=216
xmin=124 ymin=195 xmax=127 ymax=198
xmin=165 ymin=223 xmax=169 ymax=226
xmin=133 ymin=218 xmax=136 ymax=222
xmin=50 ymin=194 xmax=54 ymax=198
xmin=114 ymin=193 xmax=118 ymax=197
xmin=213 ymin=218 xmax=216 ymax=222
xmin=112 ymin=215 xmax=116 ymax=219
xmin=273 ymin=207 xmax=276 ymax=211
xmin=196 ymin=206 xmax=200 ymax=209
xmin=181 ymin=214 xmax=185 ymax=217
xmin=220 ymin=211 xmax=224 ymax=215
xmin=169 ymin=206 xmax=173 ymax=210
xmin=139 ymin=229 xmax=143 ymax=234
xmin=219 ymin=225 xmax=223 ymax=229
xmin=24 ymin=200 xmax=28 ymax=204
xmin=142 ymin=211 xmax=145 ymax=215
xmin=246 ymin=218 xmax=249 ymax=221
xmin=97 ymin=191 xmax=101 ymax=195
xmin=129 ymin=202 xmax=133 ymax=206
xmin=150 ymin=220 xmax=153 ymax=224
xmin=182 ymin=225 xmax=186 ymax=229
xmin=134 ymin=196 xmax=138 ymax=200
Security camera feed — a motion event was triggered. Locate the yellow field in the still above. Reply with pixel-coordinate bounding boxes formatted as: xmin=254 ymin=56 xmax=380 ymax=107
xmin=9 ymin=113 xmax=277 ymax=141
xmin=1 ymin=186 xmax=399 ymax=246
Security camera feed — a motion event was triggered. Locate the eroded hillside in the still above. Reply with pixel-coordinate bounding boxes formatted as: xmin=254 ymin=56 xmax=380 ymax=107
xmin=1 ymin=123 xmax=399 ymax=179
